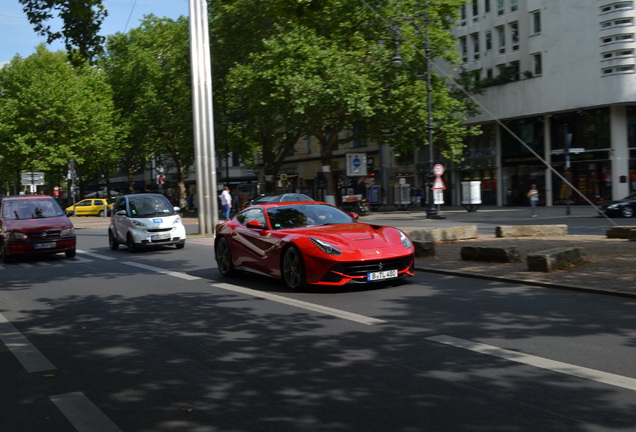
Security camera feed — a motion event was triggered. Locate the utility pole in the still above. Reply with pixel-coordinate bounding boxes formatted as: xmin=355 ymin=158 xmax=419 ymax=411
xmin=189 ymin=0 xmax=218 ymax=234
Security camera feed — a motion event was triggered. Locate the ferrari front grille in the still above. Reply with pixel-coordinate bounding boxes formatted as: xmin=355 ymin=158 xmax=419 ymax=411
xmin=330 ymin=256 xmax=412 ymax=277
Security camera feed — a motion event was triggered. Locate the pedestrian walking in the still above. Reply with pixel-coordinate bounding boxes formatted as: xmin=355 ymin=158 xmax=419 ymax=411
xmin=219 ymin=186 xmax=232 ymax=220
xmin=527 ymin=184 xmax=539 ymax=217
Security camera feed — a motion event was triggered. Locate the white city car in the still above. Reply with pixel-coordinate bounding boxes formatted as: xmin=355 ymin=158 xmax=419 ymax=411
xmin=108 ymin=193 xmax=186 ymax=252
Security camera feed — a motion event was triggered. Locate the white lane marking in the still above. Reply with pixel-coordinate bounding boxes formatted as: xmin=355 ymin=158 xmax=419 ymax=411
xmin=212 ymin=282 xmax=386 ymax=325
xmin=50 ymin=392 xmax=122 ymax=432
xmin=427 ymin=335 xmax=636 ymax=392
xmin=122 ymin=261 xmax=201 ymax=281
xmin=77 ymin=250 xmax=116 ymax=260
xmin=0 ymin=313 xmax=56 ymax=373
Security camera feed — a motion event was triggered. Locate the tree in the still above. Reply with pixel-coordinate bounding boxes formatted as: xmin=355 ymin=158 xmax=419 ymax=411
xmin=18 ymin=0 xmax=107 ymax=65
xmin=0 ymin=45 xmax=121 ymax=196
xmin=211 ymin=0 xmax=479 ymax=198
xmin=101 ymin=16 xmax=193 ymax=204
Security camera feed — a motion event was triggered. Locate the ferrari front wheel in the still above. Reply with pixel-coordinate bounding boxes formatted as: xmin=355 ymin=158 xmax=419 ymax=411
xmin=215 ymin=237 xmax=235 ymax=276
xmin=282 ymin=246 xmax=305 ymax=291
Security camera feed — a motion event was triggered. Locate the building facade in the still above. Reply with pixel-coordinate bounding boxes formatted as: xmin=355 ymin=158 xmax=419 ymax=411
xmin=452 ymin=0 xmax=636 ymax=206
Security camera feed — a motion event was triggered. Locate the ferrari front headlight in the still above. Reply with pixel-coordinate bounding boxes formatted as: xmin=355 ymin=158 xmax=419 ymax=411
xmin=309 ymin=237 xmax=342 ymax=255
xmin=399 ymin=230 xmax=412 ymax=248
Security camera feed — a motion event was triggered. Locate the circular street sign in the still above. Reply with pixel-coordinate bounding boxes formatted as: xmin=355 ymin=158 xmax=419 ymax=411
xmin=433 ymin=164 xmax=445 ymax=176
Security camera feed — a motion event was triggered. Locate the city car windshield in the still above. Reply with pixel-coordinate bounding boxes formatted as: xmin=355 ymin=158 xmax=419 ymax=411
xmin=266 ymin=203 xmax=356 ymax=229
xmin=129 ymin=197 xmax=175 ymax=218
xmin=2 ymin=199 xmax=65 ymax=220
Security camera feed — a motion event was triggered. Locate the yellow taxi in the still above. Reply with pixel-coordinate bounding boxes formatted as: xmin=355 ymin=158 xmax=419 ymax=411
xmin=66 ymin=199 xmax=113 ymax=217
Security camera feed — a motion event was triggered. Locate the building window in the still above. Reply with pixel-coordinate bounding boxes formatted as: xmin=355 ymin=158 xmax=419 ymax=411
xmin=601 ymin=17 xmax=634 ymax=29
xmin=460 ymin=3 xmax=467 ymax=26
xmin=601 ymin=2 xmax=634 ymax=13
xmin=602 ymin=33 xmax=635 ymax=44
xmin=532 ymin=10 xmax=541 ymax=34
xmin=472 ymin=33 xmax=480 ymax=60
xmin=497 ymin=26 xmax=505 ymax=53
xmin=533 ymin=53 xmax=542 ymax=76
xmin=510 ymin=22 xmax=519 ymax=51
xmin=460 ymin=36 xmax=468 ymax=62
xmin=305 ymin=135 xmax=311 ymax=154
xmin=497 ymin=0 xmax=504 ymax=15
xmin=510 ymin=0 xmax=518 ymax=11
xmin=485 ymin=30 xmax=492 ymax=50
xmin=485 ymin=0 xmax=491 ymax=13
xmin=472 ymin=0 xmax=479 ymax=23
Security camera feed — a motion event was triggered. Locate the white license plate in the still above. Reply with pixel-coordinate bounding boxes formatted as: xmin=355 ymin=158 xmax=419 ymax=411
xmin=367 ymin=269 xmax=398 ymax=281
xmin=151 ymin=233 xmax=170 ymax=241
xmin=34 ymin=242 xmax=56 ymax=250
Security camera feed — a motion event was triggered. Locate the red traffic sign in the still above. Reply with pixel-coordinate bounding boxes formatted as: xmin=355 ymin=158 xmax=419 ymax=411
xmin=433 ymin=164 xmax=445 ymax=176
xmin=433 ymin=176 xmax=446 ymax=190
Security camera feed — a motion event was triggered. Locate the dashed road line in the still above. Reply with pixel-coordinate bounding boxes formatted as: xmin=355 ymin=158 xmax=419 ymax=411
xmin=212 ymin=282 xmax=386 ymax=325
xmin=50 ymin=392 xmax=122 ymax=432
xmin=0 ymin=313 xmax=56 ymax=373
xmin=122 ymin=261 xmax=202 ymax=281
xmin=427 ymin=335 xmax=636 ymax=392
xmin=76 ymin=250 xmax=116 ymax=260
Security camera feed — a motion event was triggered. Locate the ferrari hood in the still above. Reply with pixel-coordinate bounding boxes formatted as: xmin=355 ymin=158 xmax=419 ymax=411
xmin=308 ymin=223 xmax=399 ymax=248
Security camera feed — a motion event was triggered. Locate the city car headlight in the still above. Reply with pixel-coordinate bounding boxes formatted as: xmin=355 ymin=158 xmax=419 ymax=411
xmin=60 ymin=227 xmax=75 ymax=236
xmin=309 ymin=237 xmax=342 ymax=255
xmin=131 ymin=219 xmax=147 ymax=228
xmin=6 ymin=231 xmax=28 ymax=240
xmin=399 ymin=230 xmax=412 ymax=248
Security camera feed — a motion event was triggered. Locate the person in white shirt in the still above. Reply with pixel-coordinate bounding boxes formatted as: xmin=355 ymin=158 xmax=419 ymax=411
xmin=220 ymin=186 xmax=232 ymax=220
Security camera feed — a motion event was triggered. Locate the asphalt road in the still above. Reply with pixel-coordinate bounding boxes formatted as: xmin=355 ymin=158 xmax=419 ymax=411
xmin=1 ymin=228 xmax=636 ymax=431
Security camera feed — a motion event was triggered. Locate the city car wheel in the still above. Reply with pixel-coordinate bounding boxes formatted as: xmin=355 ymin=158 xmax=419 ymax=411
xmin=108 ymin=230 xmax=119 ymax=250
xmin=282 ymin=246 xmax=305 ymax=291
xmin=621 ymin=206 xmax=634 ymax=218
xmin=65 ymin=249 xmax=76 ymax=258
xmin=215 ymin=238 xmax=234 ymax=276
xmin=175 ymin=241 xmax=185 ymax=249
xmin=127 ymin=234 xmax=138 ymax=253
xmin=98 ymin=210 xmax=105 ymax=217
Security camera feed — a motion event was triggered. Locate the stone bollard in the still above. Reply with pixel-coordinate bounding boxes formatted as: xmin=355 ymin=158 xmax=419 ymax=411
xmin=496 ymin=224 xmax=568 ymax=238
xmin=527 ymin=247 xmax=582 ymax=272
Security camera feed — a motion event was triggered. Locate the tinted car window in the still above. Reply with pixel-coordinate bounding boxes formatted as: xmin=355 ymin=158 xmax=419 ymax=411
xmin=237 ymin=208 xmax=266 ymax=227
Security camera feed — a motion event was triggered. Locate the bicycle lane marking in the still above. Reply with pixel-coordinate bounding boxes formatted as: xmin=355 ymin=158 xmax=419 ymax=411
xmin=427 ymin=335 xmax=636 ymax=392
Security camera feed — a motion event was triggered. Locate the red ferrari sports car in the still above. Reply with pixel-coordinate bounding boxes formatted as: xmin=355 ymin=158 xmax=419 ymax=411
xmin=214 ymin=201 xmax=415 ymax=290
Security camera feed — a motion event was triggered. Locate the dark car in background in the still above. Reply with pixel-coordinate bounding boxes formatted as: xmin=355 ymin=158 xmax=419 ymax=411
xmin=241 ymin=193 xmax=314 ymax=210
xmin=601 ymin=192 xmax=636 ymax=218
xmin=0 ymin=195 xmax=76 ymax=263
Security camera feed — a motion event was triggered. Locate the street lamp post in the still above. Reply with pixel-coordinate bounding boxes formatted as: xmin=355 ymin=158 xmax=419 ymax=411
xmin=391 ymin=6 xmax=444 ymax=219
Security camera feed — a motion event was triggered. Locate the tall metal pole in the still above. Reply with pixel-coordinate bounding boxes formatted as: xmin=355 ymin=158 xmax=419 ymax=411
xmin=189 ymin=0 xmax=218 ymax=234
xmin=424 ymin=5 xmax=442 ymax=219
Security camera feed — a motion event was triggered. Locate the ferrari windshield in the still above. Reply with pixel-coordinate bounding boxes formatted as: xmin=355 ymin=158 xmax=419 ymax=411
xmin=2 ymin=198 xmax=65 ymax=220
xmin=267 ymin=203 xmax=356 ymax=229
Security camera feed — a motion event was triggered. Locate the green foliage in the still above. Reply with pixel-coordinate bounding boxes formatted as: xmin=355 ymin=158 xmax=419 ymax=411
xmin=18 ymin=0 xmax=107 ymax=65
xmin=0 ymin=45 xmax=120 ymax=193
xmin=101 ymin=16 xmax=193 ymax=197
xmin=211 ymin=0 xmax=478 ymax=192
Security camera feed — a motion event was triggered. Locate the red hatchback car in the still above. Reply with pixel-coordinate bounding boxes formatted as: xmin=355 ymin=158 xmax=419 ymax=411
xmin=214 ymin=201 xmax=415 ymax=290
xmin=0 ymin=195 xmax=76 ymax=263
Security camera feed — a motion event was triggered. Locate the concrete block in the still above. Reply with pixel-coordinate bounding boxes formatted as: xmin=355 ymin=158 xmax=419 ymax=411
xmin=460 ymin=246 xmax=522 ymax=263
xmin=413 ymin=240 xmax=435 ymax=258
xmin=606 ymin=226 xmax=636 ymax=239
xmin=496 ymin=224 xmax=568 ymax=238
xmin=409 ymin=225 xmax=478 ymax=242
xmin=527 ymin=247 xmax=583 ymax=272
xmin=630 ymin=229 xmax=636 ymax=242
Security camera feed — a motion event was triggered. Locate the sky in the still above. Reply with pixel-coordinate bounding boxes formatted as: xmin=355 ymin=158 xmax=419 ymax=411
xmin=0 ymin=0 xmax=190 ymax=66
